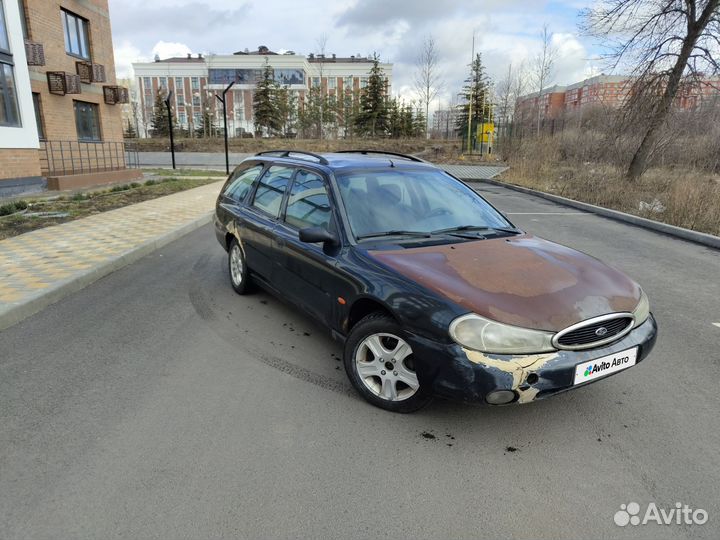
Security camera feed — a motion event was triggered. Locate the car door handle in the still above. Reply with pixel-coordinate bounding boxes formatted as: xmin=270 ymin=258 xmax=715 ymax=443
xmin=276 ymin=238 xmax=287 ymax=248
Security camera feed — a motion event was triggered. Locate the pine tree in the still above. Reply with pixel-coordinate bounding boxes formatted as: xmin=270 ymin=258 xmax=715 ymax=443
xmin=341 ymin=87 xmax=359 ymax=139
xmin=253 ymin=58 xmax=281 ymax=136
xmin=355 ymin=54 xmax=389 ymax=137
xmin=275 ymin=86 xmax=299 ymax=137
xmin=195 ymin=107 xmax=218 ymax=138
xmin=413 ymin=107 xmax=426 ymax=137
xmin=298 ymin=86 xmax=323 ymax=138
xmin=150 ymin=89 xmax=173 ymax=137
xmin=124 ymin=119 xmax=137 ymax=138
xmin=456 ymin=53 xmax=492 ymax=141
xmin=386 ymin=98 xmax=402 ymax=138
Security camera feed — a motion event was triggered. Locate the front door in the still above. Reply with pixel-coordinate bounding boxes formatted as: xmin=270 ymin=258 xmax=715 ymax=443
xmin=273 ymin=169 xmax=342 ymax=325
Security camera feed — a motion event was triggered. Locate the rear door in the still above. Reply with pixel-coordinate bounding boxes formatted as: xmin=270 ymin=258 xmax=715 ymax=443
xmin=273 ymin=168 xmax=344 ymax=324
xmin=242 ymin=165 xmax=294 ymax=281
xmin=215 ymin=162 xmax=266 ymax=247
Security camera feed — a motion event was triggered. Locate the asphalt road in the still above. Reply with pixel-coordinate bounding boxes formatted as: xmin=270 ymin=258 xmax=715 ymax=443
xmin=1 ymin=182 xmax=719 ymax=540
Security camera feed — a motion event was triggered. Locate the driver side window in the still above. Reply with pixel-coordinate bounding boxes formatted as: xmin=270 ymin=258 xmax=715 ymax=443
xmin=284 ymin=170 xmax=333 ymax=230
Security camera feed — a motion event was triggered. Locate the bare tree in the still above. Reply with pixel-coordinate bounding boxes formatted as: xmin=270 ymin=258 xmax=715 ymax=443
xmin=315 ymin=34 xmax=328 ymax=139
xmin=583 ymin=0 xmax=720 ymax=180
xmin=532 ymin=25 xmax=557 ymax=135
xmin=512 ymin=61 xmax=529 ymax=124
xmin=496 ymin=62 xmax=524 ymax=126
xmin=414 ymin=35 xmax=445 ymax=138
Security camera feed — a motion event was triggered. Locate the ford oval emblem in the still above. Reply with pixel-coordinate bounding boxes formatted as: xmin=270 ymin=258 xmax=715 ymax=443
xmin=595 ymin=327 xmax=608 ymax=337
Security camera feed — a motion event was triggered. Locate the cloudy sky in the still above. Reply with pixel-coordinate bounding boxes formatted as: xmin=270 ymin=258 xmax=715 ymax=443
xmin=109 ymin=0 xmax=604 ymax=106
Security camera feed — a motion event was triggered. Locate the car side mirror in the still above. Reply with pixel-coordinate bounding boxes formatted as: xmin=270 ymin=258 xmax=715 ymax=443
xmin=299 ymin=226 xmax=338 ymax=246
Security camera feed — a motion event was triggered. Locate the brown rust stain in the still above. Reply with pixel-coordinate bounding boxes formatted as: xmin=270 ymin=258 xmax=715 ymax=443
xmin=370 ymin=234 xmax=641 ymax=332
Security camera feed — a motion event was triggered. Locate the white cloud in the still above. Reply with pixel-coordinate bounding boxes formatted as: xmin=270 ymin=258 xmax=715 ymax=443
xmin=151 ymin=41 xmax=193 ymax=61
xmin=109 ymin=0 xmax=606 ymax=115
xmin=113 ymin=41 xmax=146 ymax=79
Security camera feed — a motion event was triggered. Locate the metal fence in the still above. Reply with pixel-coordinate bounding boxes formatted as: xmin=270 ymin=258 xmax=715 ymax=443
xmin=39 ymin=140 xmax=139 ymax=176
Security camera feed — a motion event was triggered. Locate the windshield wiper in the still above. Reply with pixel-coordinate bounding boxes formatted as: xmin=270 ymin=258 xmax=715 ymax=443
xmin=356 ymin=230 xmax=432 ymax=240
xmin=431 ymin=225 xmax=522 ymax=236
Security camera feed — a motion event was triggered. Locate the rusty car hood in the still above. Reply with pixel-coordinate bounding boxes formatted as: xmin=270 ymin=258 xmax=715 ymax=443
xmin=368 ymin=235 xmax=641 ymax=332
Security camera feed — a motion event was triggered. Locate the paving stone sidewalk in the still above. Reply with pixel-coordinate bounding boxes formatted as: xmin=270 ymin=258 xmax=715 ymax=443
xmin=0 ymin=181 xmax=224 ymax=330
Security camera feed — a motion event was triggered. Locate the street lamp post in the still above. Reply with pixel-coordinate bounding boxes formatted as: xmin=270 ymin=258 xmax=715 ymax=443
xmin=215 ymin=81 xmax=235 ymax=175
xmin=164 ymin=90 xmax=176 ymax=169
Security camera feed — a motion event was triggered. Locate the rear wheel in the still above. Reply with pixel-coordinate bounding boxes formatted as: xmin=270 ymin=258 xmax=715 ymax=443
xmin=343 ymin=313 xmax=432 ymax=413
xmin=228 ymin=238 xmax=250 ymax=294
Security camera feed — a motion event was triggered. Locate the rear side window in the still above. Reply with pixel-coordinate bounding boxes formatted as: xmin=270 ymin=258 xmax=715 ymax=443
xmin=224 ymin=164 xmax=264 ymax=202
xmin=251 ymin=166 xmax=294 ymax=218
xmin=285 ymin=170 xmax=333 ymax=230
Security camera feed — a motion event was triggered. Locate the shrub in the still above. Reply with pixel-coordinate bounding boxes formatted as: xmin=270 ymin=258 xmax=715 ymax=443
xmin=0 ymin=203 xmax=17 ymax=216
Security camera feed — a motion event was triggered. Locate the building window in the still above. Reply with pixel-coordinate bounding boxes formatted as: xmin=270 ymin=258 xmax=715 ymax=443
xmin=191 ymin=77 xmax=199 ymax=90
xmin=328 ymin=77 xmax=336 ymax=90
xmin=0 ymin=62 xmax=19 ymax=127
xmin=360 ymin=77 xmax=368 ymax=89
xmin=175 ymin=77 xmax=184 ymax=89
xmin=312 ymin=77 xmax=320 ymax=88
xmin=192 ymin=93 xmax=200 ymax=107
xmin=0 ymin=0 xmax=9 ymax=51
xmin=0 ymin=1 xmax=19 ymax=127
xmin=62 ymin=10 xmax=90 ymax=60
xmin=159 ymin=77 xmax=167 ymax=89
xmin=143 ymin=77 xmax=151 ymax=89
xmin=178 ymin=111 xmax=187 ymax=125
xmin=18 ymin=0 xmax=28 ymax=39
xmin=74 ymin=101 xmax=101 ymax=141
xmin=32 ymin=93 xmax=44 ymax=139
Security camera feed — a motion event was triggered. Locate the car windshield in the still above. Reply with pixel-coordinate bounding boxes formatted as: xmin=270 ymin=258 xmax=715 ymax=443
xmin=335 ymin=168 xmax=512 ymax=240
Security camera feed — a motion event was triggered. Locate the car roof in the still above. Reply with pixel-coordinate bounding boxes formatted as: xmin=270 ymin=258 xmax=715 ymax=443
xmin=250 ymin=151 xmax=440 ymax=173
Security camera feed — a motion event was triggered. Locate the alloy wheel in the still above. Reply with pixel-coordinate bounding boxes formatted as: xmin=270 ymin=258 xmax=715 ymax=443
xmin=354 ymin=333 xmax=419 ymax=401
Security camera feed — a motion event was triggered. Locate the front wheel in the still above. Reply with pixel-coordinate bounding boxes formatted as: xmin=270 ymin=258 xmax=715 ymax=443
xmin=343 ymin=313 xmax=432 ymax=413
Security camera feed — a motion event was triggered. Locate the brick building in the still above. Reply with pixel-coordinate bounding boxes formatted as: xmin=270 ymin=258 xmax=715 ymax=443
xmin=0 ymin=0 xmax=138 ymax=194
xmin=515 ymin=74 xmax=720 ymax=123
xmin=514 ymin=84 xmax=568 ymax=123
xmin=132 ymin=46 xmax=393 ymax=137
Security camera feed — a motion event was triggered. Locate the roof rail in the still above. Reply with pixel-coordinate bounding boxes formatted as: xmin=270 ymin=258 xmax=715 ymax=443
xmin=255 ymin=150 xmax=329 ymax=165
xmin=335 ymin=150 xmax=425 ymax=163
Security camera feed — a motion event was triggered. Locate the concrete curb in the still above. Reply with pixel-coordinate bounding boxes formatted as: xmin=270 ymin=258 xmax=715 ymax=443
xmin=0 ymin=212 xmax=213 ymax=331
xmin=471 ymin=177 xmax=720 ymax=251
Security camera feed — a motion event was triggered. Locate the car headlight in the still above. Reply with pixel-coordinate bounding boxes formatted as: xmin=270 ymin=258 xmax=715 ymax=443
xmin=632 ymin=290 xmax=650 ymax=327
xmin=449 ymin=313 xmax=556 ymax=354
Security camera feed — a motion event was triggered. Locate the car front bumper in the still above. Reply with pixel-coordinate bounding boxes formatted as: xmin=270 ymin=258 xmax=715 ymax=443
xmin=407 ymin=314 xmax=658 ymax=404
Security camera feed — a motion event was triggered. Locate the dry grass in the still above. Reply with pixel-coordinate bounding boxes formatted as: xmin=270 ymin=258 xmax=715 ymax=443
xmin=128 ymin=137 xmax=494 ymax=164
xmin=500 ymin=137 xmax=720 ymax=237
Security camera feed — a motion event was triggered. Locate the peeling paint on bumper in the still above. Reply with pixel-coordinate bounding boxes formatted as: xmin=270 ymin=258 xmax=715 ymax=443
xmin=407 ymin=314 xmax=658 ymax=405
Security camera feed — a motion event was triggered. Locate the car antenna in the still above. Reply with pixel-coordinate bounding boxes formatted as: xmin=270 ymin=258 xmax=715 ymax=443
xmin=389 ymin=159 xmax=394 ymax=167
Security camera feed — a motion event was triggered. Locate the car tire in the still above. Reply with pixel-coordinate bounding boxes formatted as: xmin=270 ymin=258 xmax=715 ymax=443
xmin=228 ymin=238 xmax=250 ymax=295
xmin=343 ymin=312 xmax=432 ymax=413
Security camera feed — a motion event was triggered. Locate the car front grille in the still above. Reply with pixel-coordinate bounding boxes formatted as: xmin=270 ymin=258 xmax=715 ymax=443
xmin=554 ymin=315 xmax=634 ymax=349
